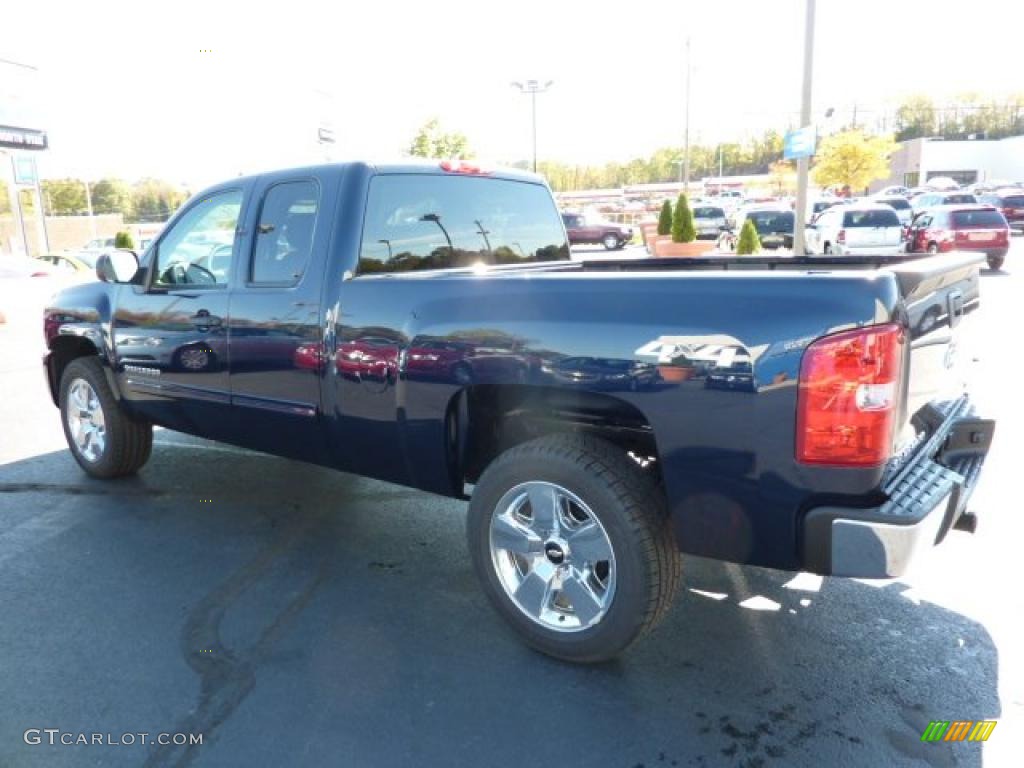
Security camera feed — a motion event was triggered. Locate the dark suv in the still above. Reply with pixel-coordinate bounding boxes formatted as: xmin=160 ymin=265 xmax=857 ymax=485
xmin=561 ymin=213 xmax=632 ymax=250
xmin=978 ymin=189 xmax=1024 ymax=232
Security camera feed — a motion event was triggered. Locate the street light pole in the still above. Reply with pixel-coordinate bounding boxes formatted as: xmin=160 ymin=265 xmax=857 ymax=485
xmin=792 ymin=0 xmax=816 ymax=258
xmin=83 ymin=179 xmax=98 ymax=241
xmin=511 ymin=80 xmax=554 ymax=173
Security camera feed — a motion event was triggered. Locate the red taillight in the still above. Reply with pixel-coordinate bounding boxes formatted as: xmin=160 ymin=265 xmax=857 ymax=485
xmin=796 ymin=323 xmax=905 ymax=467
xmin=836 ymin=229 xmax=846 ymax=245
xmin=439 ymin=160 xmax=491 ymax=175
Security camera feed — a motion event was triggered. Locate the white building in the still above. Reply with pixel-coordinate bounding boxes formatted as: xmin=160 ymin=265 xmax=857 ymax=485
xmin=874 ymin=135 xmax=1024 ymax=192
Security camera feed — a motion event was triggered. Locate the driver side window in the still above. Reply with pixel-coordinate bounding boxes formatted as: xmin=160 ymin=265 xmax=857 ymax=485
xmin=152 ymin=189 xmax=243 ymax=288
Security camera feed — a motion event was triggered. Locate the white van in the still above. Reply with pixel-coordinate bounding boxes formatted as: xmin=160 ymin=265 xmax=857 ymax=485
xmin=806 ymin=203 xmax=905 ymax=256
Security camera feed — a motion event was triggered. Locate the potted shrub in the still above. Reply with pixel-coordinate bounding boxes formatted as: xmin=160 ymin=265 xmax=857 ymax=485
xmin=657 ymin=347 xmax=697 ymax=383
xmin=643 ymin=200 xmax=673 ymax=252
xmin=655 ymin=194 xmax=714 ymax=257
xmin=736 ymin=218 xmax=761 ymax=255
xmin=114 ymin=231 xmax=135 ymax=250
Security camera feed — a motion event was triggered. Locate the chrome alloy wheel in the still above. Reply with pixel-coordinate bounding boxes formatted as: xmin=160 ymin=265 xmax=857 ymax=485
xmin=489 ymin=481 xmax=616 ymax=632
xmin=66 ymin=378 xmax=106 ymax=462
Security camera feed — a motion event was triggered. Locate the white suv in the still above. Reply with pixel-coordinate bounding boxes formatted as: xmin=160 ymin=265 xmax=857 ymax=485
xmin=806 ymin=203 xmax=905 ymax=256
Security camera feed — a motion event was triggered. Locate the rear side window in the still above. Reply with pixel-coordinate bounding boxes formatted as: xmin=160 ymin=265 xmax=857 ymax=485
xmin=843 ymin=209 xmax=901 ymax=227
xmin=1002 ymin=195 xmax=1024 ymax=208
xmin=358 ymin=175 xmax=569 ymax=274
xmin=250 ymin=180 xmax=319 ymax=285
xmin=951 ymin=210 xmax=1007 ymax=228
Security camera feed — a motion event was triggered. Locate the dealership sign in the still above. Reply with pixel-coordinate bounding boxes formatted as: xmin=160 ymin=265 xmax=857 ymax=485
xmin=0 ymin=125 xmax=48 ymax=151
xmin=783 ymin=125 xmax=816 ymax=160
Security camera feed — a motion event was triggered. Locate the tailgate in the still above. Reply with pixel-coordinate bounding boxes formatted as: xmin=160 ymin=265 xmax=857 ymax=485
xmin=887 ymin=252 xmax=983 ymax=467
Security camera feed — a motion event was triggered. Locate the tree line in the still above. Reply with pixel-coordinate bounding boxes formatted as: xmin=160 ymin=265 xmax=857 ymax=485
xmin=39 ymin=178 xmax=190 ymax=222
xmin=894 ymin=93 xmax=1024 ymax=141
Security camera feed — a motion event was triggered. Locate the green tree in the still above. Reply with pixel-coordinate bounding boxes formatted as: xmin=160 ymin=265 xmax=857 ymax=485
xmin=811 ymin=130 xmax=897 ymax=193
xmin=671 ymin=194 xmax=696 ymax=243
xmin=407 ymin=118 xmax=472 ymax=159
xmin=114 ymin=231 xmax=134 ymax=249
xmin=894 ymin=95 xmax=937 ymax=141
xmin=130 ymin=179 xmax=187 ymax=222
xmin=91 ymin=178 xmax=132 ymax=215
xmin=736 ymin=219 xmax=761 ymax=255
xmin=41 ymin=179 xmax=88 ymax=215
xmin=657 ymin=200 xmax=673 ymax=235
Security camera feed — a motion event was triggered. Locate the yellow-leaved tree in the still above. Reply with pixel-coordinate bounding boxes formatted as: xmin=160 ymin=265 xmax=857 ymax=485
xmin=811 ymin=130 xmax=897 ymax=193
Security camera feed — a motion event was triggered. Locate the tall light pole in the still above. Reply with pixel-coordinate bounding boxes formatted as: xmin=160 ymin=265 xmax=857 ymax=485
xmin=511 ymin=80 xmax=554 ymax=173
xmin=682 ymin=37 xmax=692 ymax=193
xmin=792 ymin=0 xmax=816 ymax=258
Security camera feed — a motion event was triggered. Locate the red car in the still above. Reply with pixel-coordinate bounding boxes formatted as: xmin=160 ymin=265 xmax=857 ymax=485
xmin=978 ymin=189 xmax=1024 ymax=232
xmin=906 ymin=204 xmax=1010 ymax=270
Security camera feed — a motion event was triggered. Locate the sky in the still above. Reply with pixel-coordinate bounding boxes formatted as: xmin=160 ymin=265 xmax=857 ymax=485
xmin=1 ymin=0 xmax=1019 ymax=188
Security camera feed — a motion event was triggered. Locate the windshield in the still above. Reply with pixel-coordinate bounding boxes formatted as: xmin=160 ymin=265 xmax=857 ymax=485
xmin=877 ymin=198 xmax=910 ymax=210
xmin=747 ymin=211 xmax=794 ymax=233
xmin=359 ymin=175 xmax=569 ymax=274
xmin=693 ymin=207 xmax=725 ymax=218
xmin=843 ymin=209 xmax=901 ymax=227
xmin=951 ymin=210 xmax=1007 ymax=228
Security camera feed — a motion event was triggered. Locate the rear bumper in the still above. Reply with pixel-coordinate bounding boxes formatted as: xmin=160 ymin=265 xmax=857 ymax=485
xmin=802 ymin=397 xmax=994 ymax=578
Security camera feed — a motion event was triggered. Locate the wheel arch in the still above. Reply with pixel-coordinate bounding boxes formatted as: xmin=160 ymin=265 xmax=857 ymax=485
xmin=47 ymin=335 xmax=106 ymax=406
xmin=446 ymin=384 xmax=664 ymax=495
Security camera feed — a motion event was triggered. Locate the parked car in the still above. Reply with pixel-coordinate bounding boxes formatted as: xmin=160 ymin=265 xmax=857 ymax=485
xmin=41 ymin=159 xmax=994 ymax=662
xmin=691 ymin=205 xmax=727 ymax=239
xmin=873 ymin=196 xmax=914 ymax=226
xmin=876 ymin=185 xmax=910 ymax=197
xmin=561 ymin=213 xmax=632 ymax=250
xmin=83 ymin=237 xmax=116 ymax=251
xmin=911 ymin=191 xmax=977 ymax=215
xmin=807 ymin=199 xmax=844 ymax=221
xmin=905 ymin=204 xmax=1010 ymax=270
xmin=806 ymin=203 xmax=905 ymax=256
xmin=718 ymin=206 xmax=795 ymax=251
xmin=978 ymin=189 xmax=1024 ymax=232
xmin=34 ymin=252 xmax=99 ymax=281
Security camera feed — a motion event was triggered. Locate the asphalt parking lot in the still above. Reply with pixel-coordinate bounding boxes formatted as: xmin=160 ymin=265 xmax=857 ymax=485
xmin=1 ymin=244 xmax=1022 ymax=767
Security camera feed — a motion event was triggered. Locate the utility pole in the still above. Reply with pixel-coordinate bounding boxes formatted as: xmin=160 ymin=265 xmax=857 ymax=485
xmin=511 ymin=80 xmax=554 ymax=173
xmin=83 ymin=179 xmax=98 ymax=241
xmin=792 ymin=0 xmax=816 ymax=258
xmin=718 ymin=144 xmax=723 ymax=181
xmin=682 ymin=37 xmax=692 ymax=193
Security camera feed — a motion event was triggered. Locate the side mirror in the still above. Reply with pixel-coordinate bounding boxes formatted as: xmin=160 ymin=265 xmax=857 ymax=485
xmin=96 ymin=249 xmax=140 ymax=284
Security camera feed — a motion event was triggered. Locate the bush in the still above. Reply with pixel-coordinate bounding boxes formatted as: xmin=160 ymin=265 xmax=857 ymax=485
xmin=657 ymin=200 xmax=673 ymax=235
xmin=113 ymin=231 xmax=134 ymax=249
xmin=736 ymin=219 xmax=761 ymax=255
xmin=671 ymin=194 xmax=696 ymax=243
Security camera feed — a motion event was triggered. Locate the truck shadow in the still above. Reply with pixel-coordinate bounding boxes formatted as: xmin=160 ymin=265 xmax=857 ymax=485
xmin=0 ymin=442 xmax=999 ymax=768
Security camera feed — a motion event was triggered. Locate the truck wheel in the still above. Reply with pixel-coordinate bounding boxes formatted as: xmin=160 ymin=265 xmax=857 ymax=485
xmin=927 ymin=242 xmax=939 ymax=254
xmin=467 ymin=434 xmax=681 ymax=662
xmin=987 ymin=255 xmax=1005 ymax=271
xmin=602 ymin=233 xmax=621 ymax=250
xmin=59 ymin=357 xmax=152 ymax=479
xmin=823 ymin=243 xmax=832 ymax=254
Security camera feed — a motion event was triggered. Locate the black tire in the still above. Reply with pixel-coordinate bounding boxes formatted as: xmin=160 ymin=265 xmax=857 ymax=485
xmin=823 ymin=243 xmax=832 ymax=255
xmin=602 ymin=233 xmax=621 ymax=251
xmin=467 ymin=433 xmax=681 ymax=663
xmin=927 ymin=242 xmax=939 ymax=254
xmin=987 ymin=255 xmax=1005 ymax=271
xmin=59 ymin=357 xmax=152 ymax=479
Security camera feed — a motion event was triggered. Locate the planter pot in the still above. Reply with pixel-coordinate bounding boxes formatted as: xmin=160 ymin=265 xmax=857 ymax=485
xmin=658 ymin=365 xmax=696 ymax=383
xmin=654 ymin=239 xmax=716 ymax=258
xmin=647 ymin=234 xmax=671 ymax=254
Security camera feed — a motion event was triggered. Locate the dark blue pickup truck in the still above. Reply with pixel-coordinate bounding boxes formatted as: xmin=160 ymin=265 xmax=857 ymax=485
xmin=43 ymin=161 xmax=994 ymax=662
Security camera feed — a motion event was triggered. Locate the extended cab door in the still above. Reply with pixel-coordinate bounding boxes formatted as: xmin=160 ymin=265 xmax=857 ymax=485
xmin=112 ymin=186 xmax=249 ymax=437
xmin=225 ymin=172 xmax=335 ymax=462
